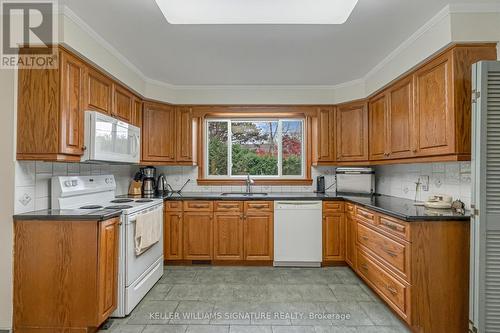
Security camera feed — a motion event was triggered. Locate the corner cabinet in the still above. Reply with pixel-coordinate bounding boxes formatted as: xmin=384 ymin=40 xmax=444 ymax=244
xmin=336 ymin=101 xmax=369 ymax=162
xmin=13 ymin=217 xmax=120 ymax=332
xmin=17 ymin=48 xmax=86 ymax=161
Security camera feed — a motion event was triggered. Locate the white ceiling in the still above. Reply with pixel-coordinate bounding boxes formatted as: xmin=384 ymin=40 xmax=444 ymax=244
xmin=62 ymin=0 xmax=499 ymax=86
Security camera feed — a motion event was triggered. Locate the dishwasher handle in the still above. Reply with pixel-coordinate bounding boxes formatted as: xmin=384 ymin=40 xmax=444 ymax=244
xmin=275 ymin=201 xmax=322 ymax=210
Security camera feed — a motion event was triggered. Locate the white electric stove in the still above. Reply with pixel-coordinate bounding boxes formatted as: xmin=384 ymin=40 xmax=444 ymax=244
xmin=52 ymin=175 xmax=164 ymax=317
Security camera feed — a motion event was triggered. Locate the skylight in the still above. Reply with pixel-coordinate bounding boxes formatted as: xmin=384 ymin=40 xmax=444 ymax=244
xmin=154 ymin=0 xmax=359 ymax=24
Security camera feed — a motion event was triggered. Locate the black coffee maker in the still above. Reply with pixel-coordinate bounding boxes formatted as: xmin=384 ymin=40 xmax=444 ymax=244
xmin=316 ymin=176 xmax=326 ymax=193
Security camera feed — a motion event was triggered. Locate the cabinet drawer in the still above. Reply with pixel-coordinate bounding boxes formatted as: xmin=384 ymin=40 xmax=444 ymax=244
xmin=165 ymin=201 xmax=182 ymax=211
xmin=215 ymin=201 xmax=243 ymax=212
xmin=245 ymin=201 xmax=273 ymax=212
xmin=377 ymin=215 xmax=410 ymax=241
xmin=356 ymin=206 xmax=375 ymax=224
xmin=183 ymin=201 xmax=213 ymax=211
xmin=357 ymin=222 xmax=410 ymax=281
xmin=357 ymin=249 xmax=410 ymax=320
xmin=323 ymin=201 xmax=345 ymax=213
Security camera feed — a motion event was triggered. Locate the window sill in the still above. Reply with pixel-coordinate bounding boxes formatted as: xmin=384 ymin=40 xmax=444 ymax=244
xmin=196 ymin=179 xmax=313 ymax=186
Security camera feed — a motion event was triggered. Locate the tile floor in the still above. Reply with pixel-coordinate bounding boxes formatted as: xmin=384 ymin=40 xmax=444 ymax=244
xmin=102 ymin=266 xmax=410 ymax=333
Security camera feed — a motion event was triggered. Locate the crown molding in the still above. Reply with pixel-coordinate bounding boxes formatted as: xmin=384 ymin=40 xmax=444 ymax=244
xmin=60 ymin=5 xmax=149 ymax=83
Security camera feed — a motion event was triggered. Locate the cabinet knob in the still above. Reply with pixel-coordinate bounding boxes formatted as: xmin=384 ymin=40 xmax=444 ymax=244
xmin=82 ymin=145 xmax=87 ymax=151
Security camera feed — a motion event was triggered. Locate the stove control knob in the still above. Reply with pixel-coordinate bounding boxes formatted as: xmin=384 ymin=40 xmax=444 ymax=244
xmin=64 ymin=180 xmax=71 ymax=187
xmin=71 ymin=180 xmax=78 ymax=186
xmin=105 ymin=178 xmax=112 ymax=184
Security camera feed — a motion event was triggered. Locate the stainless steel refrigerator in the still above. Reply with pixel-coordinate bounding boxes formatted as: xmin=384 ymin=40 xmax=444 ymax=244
xmin=470 ymin=60 xmax=500 ymax=333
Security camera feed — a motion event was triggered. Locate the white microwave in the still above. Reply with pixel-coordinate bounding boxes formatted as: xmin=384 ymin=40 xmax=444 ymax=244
xmin=82 ymin=111 xmax=141 ymax=164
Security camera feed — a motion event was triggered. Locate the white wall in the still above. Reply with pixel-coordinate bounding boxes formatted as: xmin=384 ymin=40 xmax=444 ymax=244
xmin=375 ymin=162 xmax=472 ymax=209
xmin=151 ymin=166 xmax=336 ymax=194
xmin=59 ymin=5 xmax=500 ymax=105
xmin=0 ymin=69 xmax=15 ymax=329
xmin=14 ymin=162 xmax=135 ymax=214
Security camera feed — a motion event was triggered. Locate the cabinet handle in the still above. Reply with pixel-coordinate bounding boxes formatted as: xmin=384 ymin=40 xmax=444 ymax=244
xmin=82 ymin=145 xmax=87 ymax=151
xmin=360 ymin=263 xmax=368 ymax=271
xmin=250 ymin=205 xmax=267 ymax=209
xmin=381 ymin=221 xmax=399 ymax=231
xmin=191 ymin=205 xmax=207 ymax=208
xmin=382 ymin=247 xmax=397 ymax=257
xmin=361 ymin=236 xmax=369 ymax=241
xmin=386 ymin=285 xmax=398 ymax=295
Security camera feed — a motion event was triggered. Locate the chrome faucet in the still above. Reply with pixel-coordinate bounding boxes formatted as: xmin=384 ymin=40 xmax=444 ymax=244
xmin=245 ymin=174 xmax=255 ymax=194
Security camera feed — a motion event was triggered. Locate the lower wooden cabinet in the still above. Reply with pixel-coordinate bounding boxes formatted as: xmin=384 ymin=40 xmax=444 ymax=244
xmin=352 ymin=205 xmax=470 ymax=333
xmin=244 ymin=211 xmax=274 ymax=261
xmin=164 ymin=209 xmax=183 ymax=260
xmin=214 ymin=209 xmax=244 ymax=260
xmin=164 ymin=200 xmax=273 ymax=262
xmin=183 ymin=211 xmax=213 ymax=260
xmin=345 ymin=208 xmax=356 ymax=267
xmin=322 ymin=202 xmax=345 ymax=262
xmin=13 ymin=217 xmax=120 ymax=332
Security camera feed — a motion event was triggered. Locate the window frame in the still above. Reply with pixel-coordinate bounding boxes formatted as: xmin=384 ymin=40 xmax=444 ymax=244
xmin=204 ymin=117 xmax=306 ymax=180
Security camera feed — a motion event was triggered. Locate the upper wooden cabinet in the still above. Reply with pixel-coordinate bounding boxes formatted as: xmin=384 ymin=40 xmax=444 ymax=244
xmin=365 ymin=44 xmax=496 ymax=163
xmin=84 ymin=68 xmax=113 ymax=115
xmin=369 ymin=77 xmax=414 ymax=161
xmin=17 ymin=48 xmax=86 ymax=161
xmin=142 ymin=102 xmax=197 ymax=165
xmin=175 ymin=106 xmax=197 ymax=162
xmin=315 ymin=107 xmax=336 ymax=163
xmin=132 ymin=97 xmax=143 ymax=128
xmin=387 ymin=77 xmax=414 ymax=159
xmin=336 ymin=101 xmax=369 ymax=162
xmin=142 ymin=102 xmax=176 ymax=163
xmin=113 ymin=84 xmax=134 ymax=123
xmin=369 ymin=93 xmax=389 ymax=160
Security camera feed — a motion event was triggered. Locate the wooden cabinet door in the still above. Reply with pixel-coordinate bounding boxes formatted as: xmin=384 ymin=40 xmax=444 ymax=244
xmin=175 ymin=107 xmax=194 ymax=162
xmin=132 ymin=97 xmax=142 ymax=128
xmin=336 ymin=102 xmax=369 ymax=161
xmin=322 ymin=213 xmax=345 ymax=261
xmin=142 ymin=103 xmax=176 ymax=162
xmin=97 ymin=218 xmax=119 ymax=322
xmin=345 ymin=214 xmax=356 ymax=267
xmin=244 ymin=212 xmax=273 ymax=261
xmin=413 ymin=51 xmax=454 ymax=156
xmin=317 ymin=107 xmax=336 ymax=162
xmin=84 ymin=68 xmax=113 ymax=115
xmin=214 ymin=212 xmax=244 ymax=260
xmin=183 ymin=211 xmax=213 ymax=260
xmin=113 ymin=85 xmax=134 ymax=123
xmin=164 ymin=210 xmax=183 ymax=260
xmin=369 ymin=93 xmax=389 ymax=160
xmin=388 ymin=77 xmax=414 ymax=159
xmin=59 ymin=51 xmax=86 ymax=156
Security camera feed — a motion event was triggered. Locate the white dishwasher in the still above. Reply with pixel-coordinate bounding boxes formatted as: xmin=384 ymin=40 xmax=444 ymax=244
xmin=274 ymin=201 xmax=322 ymax=267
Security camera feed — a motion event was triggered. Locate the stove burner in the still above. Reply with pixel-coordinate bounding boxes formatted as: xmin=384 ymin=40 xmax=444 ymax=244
xmin=135 ymin=199 xmax=153 ymax=203
xmin=79 ymin=205 xmax=103 ymax=209
xmin=105 ymin=205 xmax=133 ymax=210
xmin=110 ymin=199 xmax=134 ymax=203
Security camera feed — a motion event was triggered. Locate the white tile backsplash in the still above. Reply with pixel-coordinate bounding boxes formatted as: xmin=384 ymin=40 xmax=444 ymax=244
xmin=14 ymin=161 xmax=135 ymax=214
xmin=375 ymin=162 xmax=472 ymax=209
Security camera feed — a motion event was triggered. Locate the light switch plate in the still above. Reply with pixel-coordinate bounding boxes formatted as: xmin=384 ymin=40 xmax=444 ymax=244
xmin=420 ymin=175 xmax=430 ymax=191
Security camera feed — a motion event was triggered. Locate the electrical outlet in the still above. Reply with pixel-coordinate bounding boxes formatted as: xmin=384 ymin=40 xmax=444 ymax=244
xmin=420 ymin=175 xmax=430 ymax=191
xmin=19 ymin=193 xmax=32 ymax=206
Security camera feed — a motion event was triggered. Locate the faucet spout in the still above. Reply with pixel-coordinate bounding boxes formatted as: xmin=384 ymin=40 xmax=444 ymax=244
xmin=245 ymin=174 xmax=254 ymax=194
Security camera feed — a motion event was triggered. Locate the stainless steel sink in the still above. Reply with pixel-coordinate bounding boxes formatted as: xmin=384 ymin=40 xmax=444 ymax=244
xmin=220 ymin=192 xmax=268 ymax=197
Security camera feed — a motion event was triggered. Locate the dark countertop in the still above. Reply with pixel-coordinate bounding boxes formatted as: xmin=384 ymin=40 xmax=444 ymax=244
xmin=13 ymin=209 xmax=122 ymax=221
xmin=153 ymin=192 xmax=470 ymax=222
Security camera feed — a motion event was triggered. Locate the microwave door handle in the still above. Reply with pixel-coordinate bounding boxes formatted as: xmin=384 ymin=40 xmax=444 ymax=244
xmin=134 ymin=134 xmax=140 ymax=157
